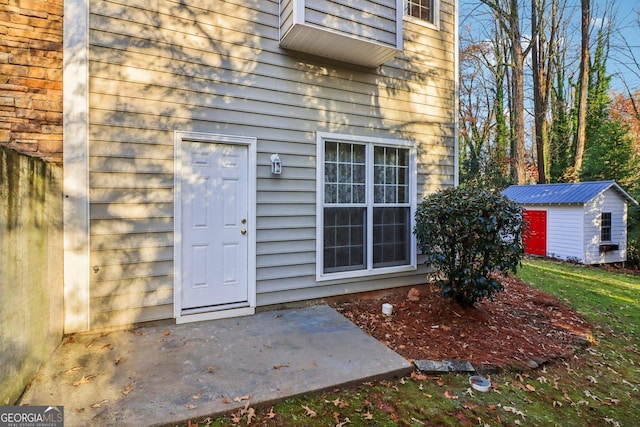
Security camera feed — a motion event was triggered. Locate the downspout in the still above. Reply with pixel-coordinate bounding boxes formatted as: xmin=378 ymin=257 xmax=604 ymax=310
xmin=454 ymin=0 xmax=460 ymax=187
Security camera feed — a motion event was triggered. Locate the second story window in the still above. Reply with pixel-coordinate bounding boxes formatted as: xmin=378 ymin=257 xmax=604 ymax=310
xmin=406 ymin=0 xmax=437 ymax=25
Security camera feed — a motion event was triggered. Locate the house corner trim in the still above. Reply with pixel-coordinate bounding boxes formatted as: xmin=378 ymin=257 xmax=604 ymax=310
xmin=63 ymin=0 xmax=90 ymax=332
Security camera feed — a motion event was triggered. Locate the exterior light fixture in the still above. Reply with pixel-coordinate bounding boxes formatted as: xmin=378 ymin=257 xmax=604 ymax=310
xmin=270 ymin=153 xmax=282 ymax=175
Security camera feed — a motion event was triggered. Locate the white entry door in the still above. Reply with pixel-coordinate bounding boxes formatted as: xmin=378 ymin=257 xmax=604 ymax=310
xmin=180 ymin=140 xmax=249 ymax=311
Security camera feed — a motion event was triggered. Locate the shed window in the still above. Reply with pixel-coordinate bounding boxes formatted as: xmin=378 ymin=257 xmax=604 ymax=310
xmin=405 ymin=0 xmax=438 ymax=25
xmin=318 ymin=134 xmax=416 ymax=279
xmin=601 ymin=212 xmax=612 ymax=242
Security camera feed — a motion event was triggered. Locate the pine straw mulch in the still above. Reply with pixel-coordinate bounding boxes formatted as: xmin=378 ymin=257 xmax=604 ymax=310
xmin=329 ymin=274 xmax=593 ymax=372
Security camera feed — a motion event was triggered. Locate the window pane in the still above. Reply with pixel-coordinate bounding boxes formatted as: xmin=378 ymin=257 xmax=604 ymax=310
xmin=601 ymin=212 xmax=612 ymax=241
xmin=325 ymin=141 xmax=338 ymax=161
xmin=374 ymin=147 xmax=410 ymax=204
xmin=406 ymin=0 xmax=435 ymax=23
xmin=353 ymin=144 xmax=366 ymax=164
xmin=373 ymin=207 xmax=410 ymax=268
xmin=326 ymin=142 xmax=366 ymax=206
xmin=324 ymin=207 xmax=366 ymax=273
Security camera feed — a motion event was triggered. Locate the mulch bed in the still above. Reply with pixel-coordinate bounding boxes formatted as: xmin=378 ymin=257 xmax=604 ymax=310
xmin=329 ymin=274 xmax=592 ymax=371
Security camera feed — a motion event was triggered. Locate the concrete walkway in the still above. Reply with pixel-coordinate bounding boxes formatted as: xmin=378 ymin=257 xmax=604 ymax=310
xmin=20 ymin=305 xmax=413 ymax=426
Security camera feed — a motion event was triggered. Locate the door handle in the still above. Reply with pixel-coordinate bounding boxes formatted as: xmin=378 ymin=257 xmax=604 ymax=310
xmin=241 ymin=228 xmax=247 ymax=235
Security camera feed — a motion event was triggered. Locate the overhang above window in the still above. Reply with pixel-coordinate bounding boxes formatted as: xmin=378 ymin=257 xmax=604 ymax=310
xmin=279 ymin=0 xmax=403 ymax=67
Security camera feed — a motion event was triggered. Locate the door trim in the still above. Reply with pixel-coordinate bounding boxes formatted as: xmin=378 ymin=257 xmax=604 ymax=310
xmin=174 ymin=131 xmax=257 ymax=324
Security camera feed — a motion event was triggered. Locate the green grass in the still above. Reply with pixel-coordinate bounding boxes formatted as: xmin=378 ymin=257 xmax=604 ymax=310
xmin=173 ymin=259 xmax=640 ymax=427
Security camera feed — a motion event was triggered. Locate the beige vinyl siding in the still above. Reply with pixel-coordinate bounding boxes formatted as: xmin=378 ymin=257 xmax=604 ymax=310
xmin=305 ymin=0 xmax=398 ymax=45
xmin=87 ymin=0 xmax=456 ymax=327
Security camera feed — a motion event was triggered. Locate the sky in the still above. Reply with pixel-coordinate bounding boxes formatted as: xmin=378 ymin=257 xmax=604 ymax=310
xmin=459 ymin=0 xmax=640 ymax=94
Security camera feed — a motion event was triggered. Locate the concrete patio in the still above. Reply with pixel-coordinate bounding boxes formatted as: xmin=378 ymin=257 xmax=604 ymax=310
xmin=19 ymin=305 xmax=413 ymax=426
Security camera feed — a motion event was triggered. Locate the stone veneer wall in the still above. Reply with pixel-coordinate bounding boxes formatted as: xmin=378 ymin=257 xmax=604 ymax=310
xmin=0 ymin=0 xmax=63 ymax=162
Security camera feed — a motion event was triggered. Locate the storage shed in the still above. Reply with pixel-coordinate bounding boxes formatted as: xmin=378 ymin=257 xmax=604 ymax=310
xmin=502 ymin=181 xmax=638 ymax=264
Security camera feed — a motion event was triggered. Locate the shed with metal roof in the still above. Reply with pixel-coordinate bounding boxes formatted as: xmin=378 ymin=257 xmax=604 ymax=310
xmin=502 ymin=181 xmax=638 ymax=264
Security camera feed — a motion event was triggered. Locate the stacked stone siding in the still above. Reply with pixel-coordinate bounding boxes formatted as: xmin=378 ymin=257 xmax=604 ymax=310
xmin=0 ymin=0 xmax=63 ymax=162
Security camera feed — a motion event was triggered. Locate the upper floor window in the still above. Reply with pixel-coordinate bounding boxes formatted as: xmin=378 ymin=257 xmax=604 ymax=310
xmin=405 ymin=0 xmax=438 ymax=26
xmin=601 ymin=212 xmax=612 ymax=242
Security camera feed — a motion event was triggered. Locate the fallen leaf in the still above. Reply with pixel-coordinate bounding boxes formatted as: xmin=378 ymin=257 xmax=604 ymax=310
xmin=302 ymin=405 xmax=317 ymax=417
xmin=336 ymin=417 xmax=351 ymax=427
xmin=273 ymin=364 xmax=289 ymax=369
xmin=525 ymin=384 xmax=536 ymax=392
xmin=411 ymin=417 xmax=426 ymax=425
xmin=233 ymin=394 xmax=251 ymax=402
xmin=64 ymin=366 xmax=82 ymax=375
xmin=221 ymin=397 xmax=230 ymax=404
xmin=122 ymin=385 xmax=132 ymax=395
xmin=114 ymin=357 xmax=124 ymax=365
xmin=332 ymin=397 xmax=349 ymax=408
xmin=90 ymin=399 xmax=109 ymax=409
xmin=192 ymin=391 xmax=202 ymax=400
xmin=265 ymin=407 xmax=276 ymax=419
xmin=246 ymin=407 xmax=256 ymax=425
xmin=99 ymin=343 xmax=111 ymax=350
xmin=163 ymin=330 xmax=170 ymax=336
xmin=231 ymin=410 xmax=242 ymax=423
xmin=73 ymin=375 xmax=93 ymax=386
xmin=184 ymin=404 xmax=196 ymax=410
xmin=363 ymin=409 xmax=373 ymax=420
xmin=444 ymin=390 xmax=458 ymax=399
xmin=411 ymin=372 xmax=427 ymax=381
xmin=206 ymin=365 xmax=217 ymax=373
xmin=584 ymin=389 xmax=601 ymax=401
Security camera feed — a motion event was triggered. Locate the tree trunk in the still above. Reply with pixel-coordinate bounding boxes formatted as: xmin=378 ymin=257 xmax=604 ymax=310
xmin=573 ymin=0 xmax=590 ymax=181
xmin=510 ymin=0 xmax=526 ymax=184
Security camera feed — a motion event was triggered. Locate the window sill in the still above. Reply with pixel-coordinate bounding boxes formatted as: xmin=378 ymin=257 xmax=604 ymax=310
xmin=403 ymin=15 xmax=439 ymax=31
xmin=599 ymin=243 xmax=619 ymax=253
xmin=316 ymin=264 xmax=418 ymax=282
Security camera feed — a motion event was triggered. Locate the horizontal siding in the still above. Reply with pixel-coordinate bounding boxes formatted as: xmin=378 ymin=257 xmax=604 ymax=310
xmin=545 ymin=207 xmax=584 ymax=261
xmin=584 ymin=190 xmax=628 ymax=264
xmin=87 ymin=0 xmax=456 ymax=327
xmin=305 ymin=0 xmax=397 ymax=45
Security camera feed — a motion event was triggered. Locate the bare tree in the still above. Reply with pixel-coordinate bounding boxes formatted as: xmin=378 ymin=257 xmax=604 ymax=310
xmin=480 ymin=0 xmax=534 ymax=184
xmin=572 ymin=0 xmax=590 ymax=181
xmin=531 ymin=0 xmax=565 ymax=183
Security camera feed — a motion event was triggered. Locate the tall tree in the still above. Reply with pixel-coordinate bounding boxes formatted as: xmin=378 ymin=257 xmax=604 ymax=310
xmin=531 ymin=0 xmax=565 ymax=183
xmin=572 ymin=0 xmax=590 ymax=181
xmin=480 ymin=0 xmax=533 ymax=184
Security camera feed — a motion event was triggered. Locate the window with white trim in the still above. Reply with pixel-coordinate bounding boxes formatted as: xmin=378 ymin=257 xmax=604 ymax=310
xmin=405 ymin=0 xmax=438 ymax=26
xmin=317 ymin=134 xmax=416 ymax=279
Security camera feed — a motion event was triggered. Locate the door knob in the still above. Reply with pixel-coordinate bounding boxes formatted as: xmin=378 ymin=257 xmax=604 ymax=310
xmin=241 ymin=228 xmax=247 ymax=235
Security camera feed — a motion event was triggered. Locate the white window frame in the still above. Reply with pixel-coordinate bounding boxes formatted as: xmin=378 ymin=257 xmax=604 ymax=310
xmin=316 ymin=132 xmax=417 ymax=282
xmin=404 ymin=0 xmax=440 ymax=30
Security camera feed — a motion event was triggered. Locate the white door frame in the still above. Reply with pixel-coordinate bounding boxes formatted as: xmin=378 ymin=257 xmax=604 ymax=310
xmin=174 ymin=131 xmax=257 ymax=324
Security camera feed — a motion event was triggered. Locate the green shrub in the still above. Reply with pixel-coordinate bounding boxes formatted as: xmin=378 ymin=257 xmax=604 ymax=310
xmin=627 ymin=238 xmax=640 ymax=270
xmin=414 ymin=185 xmax=525 ymax=307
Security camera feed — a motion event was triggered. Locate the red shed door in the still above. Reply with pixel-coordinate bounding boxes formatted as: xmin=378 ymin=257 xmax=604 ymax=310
xmin=523 ymin=210 xmax=547 ymax=256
